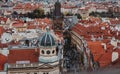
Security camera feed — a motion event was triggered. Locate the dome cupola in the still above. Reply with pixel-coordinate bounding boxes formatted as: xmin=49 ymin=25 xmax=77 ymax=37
xmin=39 ymin=28 xmax=56 ymax=47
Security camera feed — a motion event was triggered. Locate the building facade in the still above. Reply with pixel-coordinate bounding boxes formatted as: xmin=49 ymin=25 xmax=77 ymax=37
xmin=7 ymin=29 xmax=63 ymax=74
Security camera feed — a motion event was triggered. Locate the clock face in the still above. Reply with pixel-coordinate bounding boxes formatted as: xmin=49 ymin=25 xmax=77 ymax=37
xmin=1 ymin=33 xmax=12 ymax=43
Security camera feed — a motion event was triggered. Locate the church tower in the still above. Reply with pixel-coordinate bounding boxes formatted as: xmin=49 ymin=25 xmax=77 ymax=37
xmin=38 ymin=28 xmax=63 ymax=74
xmin=53 ymin=0 xmax=63 ymax=33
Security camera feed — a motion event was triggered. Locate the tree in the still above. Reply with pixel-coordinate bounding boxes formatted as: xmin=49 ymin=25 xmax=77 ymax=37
xmin=33 ymin=8 xmax=44 ymax=18
xmin=26 ymin=8 xmax=45 ymax=18
xmin=46 ymin=12 xmax=52 ymax=18
xmin=12 ymin=11 xmax=18 ymax=15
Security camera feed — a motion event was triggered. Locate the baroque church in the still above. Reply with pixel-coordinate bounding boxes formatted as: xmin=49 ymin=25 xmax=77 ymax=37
xmin=7 ymin=0 xmax=64 ymax=74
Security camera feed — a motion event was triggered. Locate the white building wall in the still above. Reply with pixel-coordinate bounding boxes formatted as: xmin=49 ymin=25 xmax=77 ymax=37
xmin=96 ymin=9 xmax=108 ymax=13
xmin=0 ymin=72 xmax=6 ymax=74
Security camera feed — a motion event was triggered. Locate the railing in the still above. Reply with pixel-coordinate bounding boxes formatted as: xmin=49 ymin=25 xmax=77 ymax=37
xmin=8 ymin=62 xmax=59 ymax=69
xmin=8 ymin=63 xmax=39 ymax=68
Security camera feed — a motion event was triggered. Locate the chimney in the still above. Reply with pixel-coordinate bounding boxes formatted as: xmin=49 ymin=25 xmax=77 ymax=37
xmin=101 ymin=43 xmax=107 ymax=51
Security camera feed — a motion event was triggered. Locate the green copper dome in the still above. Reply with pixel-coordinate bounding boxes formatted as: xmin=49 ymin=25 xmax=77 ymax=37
xmin=39 ymin=31 xmax=56 ymax=46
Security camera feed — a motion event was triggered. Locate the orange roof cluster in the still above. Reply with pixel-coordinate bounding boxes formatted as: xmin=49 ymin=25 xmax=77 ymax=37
xmin=79 ymin=6 xmax=89 ymax=11
xmin=72 ymin=23 xmax=111 ymax=39
xmin=87 ymin=41 xmax=105 ymax=62
xmin=87 ymin=41 xmax=120 ymax=68
xmin=8 ymin=49 xmax=39 ymax=64
xmin=34 ymin=18 xmax=51 ymax=25
xmin=72 ymin=16 xmax=120 ymax=68
xmin=98 ymin=52 xmax=112 ymax=67
xmin=61 ymin=3 xmax=76 ymax=9
xmin=12 ymin=22 xmax=24 ymax=27
xmin=109 ymin=18 xmax=120 ymax=25
xmin=85 ymin=2 xmax=111 ymax=9
xmin=27 ymin=18 xmax=52 ymax=30
xmin=13 ymin=3 xmax=42 ymax=11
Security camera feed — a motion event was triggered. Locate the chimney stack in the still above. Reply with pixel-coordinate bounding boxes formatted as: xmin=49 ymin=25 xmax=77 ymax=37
xmin=101 ymin=43 xmax=107 ymax=51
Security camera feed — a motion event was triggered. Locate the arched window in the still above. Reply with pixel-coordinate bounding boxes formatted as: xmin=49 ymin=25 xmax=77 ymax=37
xmin=46 ymin=50 xmax=50 ymax=54
xmin=41 ymin=50 xmax=44 ymax=54
xmin=52 ymin=50 xmax=55 ymax=54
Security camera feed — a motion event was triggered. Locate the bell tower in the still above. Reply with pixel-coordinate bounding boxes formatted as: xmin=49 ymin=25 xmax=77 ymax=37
xmin=53 ymin=0 xmax=63 ymax=33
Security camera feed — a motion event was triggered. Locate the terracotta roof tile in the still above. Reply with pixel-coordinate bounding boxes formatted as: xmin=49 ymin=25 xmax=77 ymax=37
xmin=8 ymin=49 xmax=39 ymax=64
xmin=87 ymin=41 xmax=105 ymax=62
xmin=98 ymin=52 xmax=112 ymax=67
xmin=0 ymin=54 xmax=7 ymax=70
xmin=0 ymin=26 xmax=4 ymax=37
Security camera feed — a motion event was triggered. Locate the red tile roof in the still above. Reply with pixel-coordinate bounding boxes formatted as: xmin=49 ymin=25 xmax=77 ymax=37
xmin=98 ymin=52 xmax=112 ymax=67
xmin=12 ymin=20 xmax=25 ymax=27
xmin=0 ymin=26 xmax=4 ymax=37
xmin=0 ymin=17 xmax=8 ymax=23
xmin=0 ymin=54 xmax=7 ymax=70
xmin=109 ymin=18 xmax=120 ymax=25
xmin=8 ymin=49 xmax=39 ymax=64
xmin=71 ymin=23 xmax=111 ymax=39
xmin=87 ymin=41 xmax=105 ymax=62
xmin=13 ymin=3 xmax=42 ymax=11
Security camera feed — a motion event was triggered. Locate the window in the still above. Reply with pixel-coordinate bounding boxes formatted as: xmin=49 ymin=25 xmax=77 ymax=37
xmin=34 ymin=72 xmax=37 ymax=74
xmin=46 ymin=50 xmax=50 ymax=54
xmin=52 ymin=50 xmax=55 ymax=54
xmin=41 ymin=50 xmax=44 ymax=54
xmin=43 ymin=72 xmax=48 ymax=74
